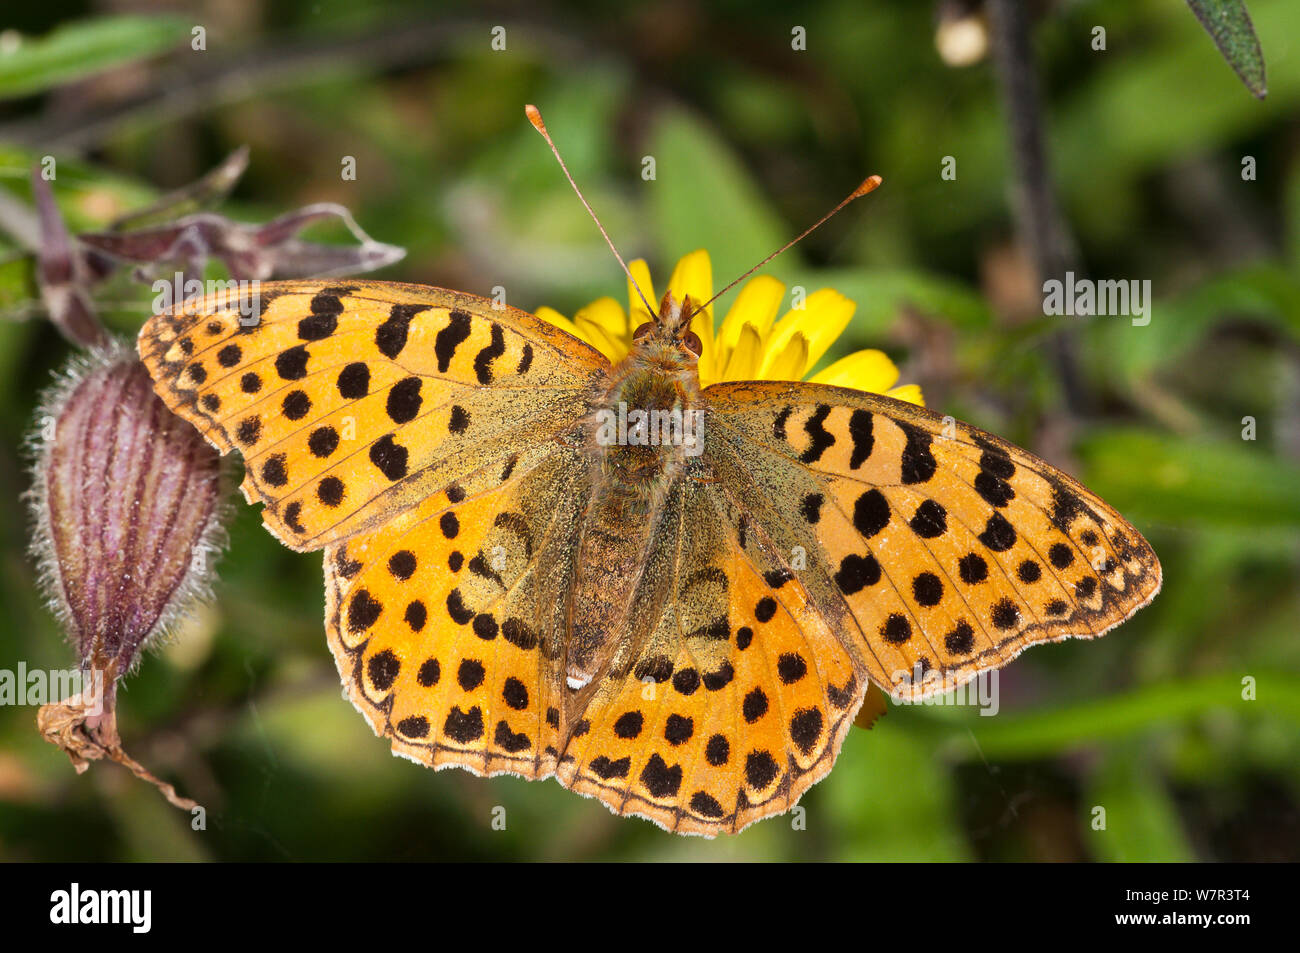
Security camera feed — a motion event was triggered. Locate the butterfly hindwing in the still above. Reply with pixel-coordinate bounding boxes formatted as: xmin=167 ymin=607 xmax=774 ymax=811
xmin=139 ymin=280 xmax=607 ymax=551
xmin=703 ymin=380 xmax=1162 ymax=700
xmin=557 ymin=472 xmax=861 ymax=835
xmin=324 ymin=441 xmax=590 ymax=778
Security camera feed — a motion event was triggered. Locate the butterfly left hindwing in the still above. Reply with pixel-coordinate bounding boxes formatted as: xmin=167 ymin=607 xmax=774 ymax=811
xmin=325 ymin=439 xmax=590 ymax=778
xmin=557 ymin=470 xmax=862 ymax=835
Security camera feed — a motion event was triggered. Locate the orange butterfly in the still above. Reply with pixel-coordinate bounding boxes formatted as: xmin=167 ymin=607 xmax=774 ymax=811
xmin=138 ymin=107 xmax=1160 ymax=836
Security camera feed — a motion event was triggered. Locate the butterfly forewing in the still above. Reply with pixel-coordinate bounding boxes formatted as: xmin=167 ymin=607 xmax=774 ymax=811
xmin=702 ymin=380 xmax=1162 ymax=701
xmin=139 ymin=280 xmax=608 ymax=550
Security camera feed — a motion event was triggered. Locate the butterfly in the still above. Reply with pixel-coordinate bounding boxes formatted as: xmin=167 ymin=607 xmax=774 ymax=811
xmin=137 ymin=107 xmax=1160 ymax=836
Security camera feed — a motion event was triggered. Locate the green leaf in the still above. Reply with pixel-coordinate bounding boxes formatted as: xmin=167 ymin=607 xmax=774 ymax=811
xmin=647 ymin=107 xmax=789 ymax=285
xmin=932 ymin=671 xmax=1300 ymax=761
xmin=1077 ymin=428 xmax=1300 ymax=529
xmin=1085 ymin=746 xmax=1196 ymax=862
xmin=0 ymin=16 xmax=189 ymax=100
xmin=823 ymin=721 xmax=971 ymax=860
xmin=1186 ymin=0 xmax=1268 ymax=98
xmin=803 ymin=267 xmax=994 ymax=336
xmin=0 ymin=256 xmax=37 ymax=314
xmin=1097 ymin=263 xmax=1300 ymax=380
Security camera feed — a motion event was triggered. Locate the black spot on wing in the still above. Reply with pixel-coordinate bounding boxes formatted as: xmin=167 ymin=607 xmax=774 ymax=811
xmin=435 ymin=310 xmax=472 ymax=373
xmin=898 ymin=422 xmax=936 ymax=484
xmin=1050 ymin=484 xmax=1084 ymax=531
xmin=800 ymin=492 xmax=824 ymax=524
xmin=337 ymin=362 xmax=370 ymax=399
xmin=909 ymin=499 xmax=947 ymax=538
xmin=369 ymin=434 xmax=409 ymax=481
xmin=473 ymin=323 xmax=506 ymax=384
xmin=978 ymin=512 xmax=1017 ymax=552
xmin=275 ymin=345 xmax=309 ymax=381
xmin=444 ymin=706 xmax=484 ymax=743
xmin=386 ymin=377 xmax=423 ymax=424
xmin=853 ymin=489 xmax=890 ymax=538
xmin=298 ymin=298 xmax=340 ymax=339
xmin=773 ymin=405 xmax=793 ymax=441
xmin=848 ymin=409 xmax=874 ymax=469
xmin=376 ymin=303 xmax=427 ymax=359
xmin=798 ymin=404 xmax=834 ymax=464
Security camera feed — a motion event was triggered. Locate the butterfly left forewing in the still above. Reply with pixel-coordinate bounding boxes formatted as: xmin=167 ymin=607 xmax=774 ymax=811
xmin=703 ymin=380 xmax=1161 ymax=701
xmin=139 ymin=280 xmax=607 ymax=551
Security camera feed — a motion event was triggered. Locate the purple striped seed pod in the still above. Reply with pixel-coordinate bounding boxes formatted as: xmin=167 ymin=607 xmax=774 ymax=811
xmin=29 ymin=345 xmax=226 ymax=690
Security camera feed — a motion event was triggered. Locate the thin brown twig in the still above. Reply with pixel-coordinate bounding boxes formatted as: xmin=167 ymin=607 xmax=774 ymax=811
xmin=987 ymin=0 xmax=1090 ymax=415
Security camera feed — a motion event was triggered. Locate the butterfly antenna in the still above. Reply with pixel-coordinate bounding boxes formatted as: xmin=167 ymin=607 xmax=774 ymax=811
xmin=526 ymin=104 xmax=655 ymax=315
xmin=694 ymin=174 xmax=884 ymax=316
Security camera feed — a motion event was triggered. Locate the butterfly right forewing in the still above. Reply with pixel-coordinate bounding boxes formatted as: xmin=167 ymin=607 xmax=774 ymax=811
xmin=703 ymin=380 xmax=1162 ymax=701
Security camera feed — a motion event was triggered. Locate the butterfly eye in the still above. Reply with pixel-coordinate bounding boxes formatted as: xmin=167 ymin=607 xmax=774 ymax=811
xmin=681 ymin=330 xmax=703 ymax=356
xmin=632 ymin=322 xmax=655 ymax=341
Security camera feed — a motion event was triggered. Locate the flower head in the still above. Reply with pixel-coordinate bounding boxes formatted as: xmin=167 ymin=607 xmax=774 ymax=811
xmin=537 ymin=249 xmax=923 ymax=404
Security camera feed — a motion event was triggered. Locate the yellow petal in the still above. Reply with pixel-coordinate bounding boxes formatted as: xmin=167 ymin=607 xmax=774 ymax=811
xmin=535 ymin=305 xmax=569 ymax=326
xmin=808 ymin=349 xmax=900 ymax=393
xmin=627 ymin=258 xmax=657 ymax=328
xmin=688 ymin=306 xmax=720 ymax=383
xmin=719 ymin=323 xmax=764 ymax=382
xmin=574 ymin=296 xmax=629 ymax=348
xmin=716 ymin=274 xmax=785 ymax=365
xmin=759 ymin=331 xmax=810 ymax=381
xmin=666 ymin=250 xmax=718 ymax=383
xmin=765 ymin=288 xmax=855 ymax=375
xmin=666 ymin=249 xmax=714 ymax=320
xmin=887 ymin=383 xmax=926 ymax=407
xmin=534 ymin=306 xmax=594 ymax=347
xmin=574 ymin=312 xmax=627 ymax=363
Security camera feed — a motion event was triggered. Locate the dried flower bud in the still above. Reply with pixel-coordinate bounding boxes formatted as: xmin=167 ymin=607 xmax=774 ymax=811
xmin=80 ymin=201 xmax=405 ymax=283
xmin=28 ymin=345 xmax=226 ymax=808
xmin=31 ymin=170 xmax=110 ymax=350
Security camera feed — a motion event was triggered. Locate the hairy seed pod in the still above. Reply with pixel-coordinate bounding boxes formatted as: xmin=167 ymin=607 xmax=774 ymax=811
xmin=29 ymin=345 xmax=226 ymax=688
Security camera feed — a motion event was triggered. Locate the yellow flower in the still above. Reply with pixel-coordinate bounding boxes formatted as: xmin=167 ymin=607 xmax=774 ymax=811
xmin=537 ymin=249 xmax=924 ymax=404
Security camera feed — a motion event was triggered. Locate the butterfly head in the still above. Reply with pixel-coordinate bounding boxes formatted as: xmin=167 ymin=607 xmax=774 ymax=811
xmin=630 ymin=291 xmax=703 ymax=360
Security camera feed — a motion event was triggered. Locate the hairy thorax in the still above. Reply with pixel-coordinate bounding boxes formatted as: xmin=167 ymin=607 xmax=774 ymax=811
xmin=591 ymin=341 xmax=703 ymax=492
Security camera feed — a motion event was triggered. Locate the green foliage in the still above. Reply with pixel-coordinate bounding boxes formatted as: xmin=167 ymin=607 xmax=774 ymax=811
xmin=0 ymin=16 xmax=189 ymax=100
xmin=1186 ymin=0 xmax=1267 ymax=98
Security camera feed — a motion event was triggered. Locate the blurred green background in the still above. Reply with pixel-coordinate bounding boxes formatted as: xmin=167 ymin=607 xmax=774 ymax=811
xmin=1 ymin=0 xmax=1298 ymax=861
